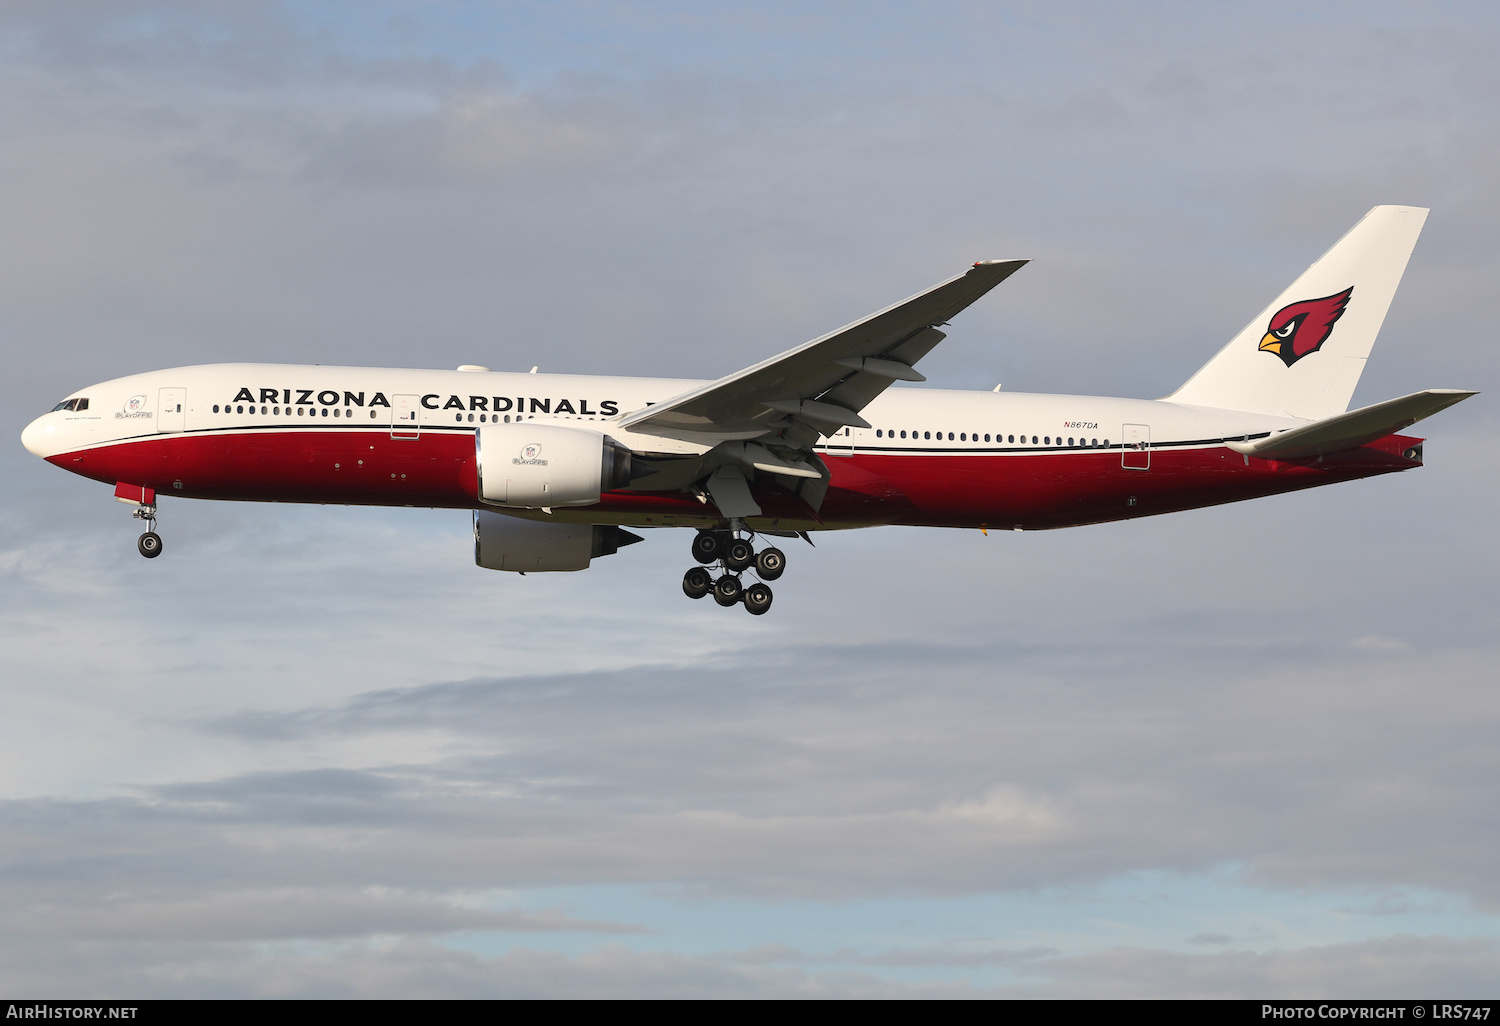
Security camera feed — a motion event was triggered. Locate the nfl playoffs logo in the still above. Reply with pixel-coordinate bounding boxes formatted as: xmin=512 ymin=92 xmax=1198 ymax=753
xmin=513 ymin=443 xmax=547 ymax=467
xmin=116 ymin=394 xmax=152 ymax=420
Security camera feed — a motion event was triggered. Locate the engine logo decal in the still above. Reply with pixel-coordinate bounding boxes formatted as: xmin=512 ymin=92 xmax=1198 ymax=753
xmin=514 ymin=444 xmax=548 ymax=466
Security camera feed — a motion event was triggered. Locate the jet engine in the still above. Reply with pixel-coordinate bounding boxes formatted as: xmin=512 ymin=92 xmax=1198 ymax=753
xmin=476 ymin=421 xmax=636 ymax=508
xmin=473 ymin=511 xmax=643 ymax=572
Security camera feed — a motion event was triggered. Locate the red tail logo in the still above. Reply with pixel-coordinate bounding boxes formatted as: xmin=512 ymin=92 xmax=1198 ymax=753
xmin=1258 ymin=287 xmax=1353 ymax=367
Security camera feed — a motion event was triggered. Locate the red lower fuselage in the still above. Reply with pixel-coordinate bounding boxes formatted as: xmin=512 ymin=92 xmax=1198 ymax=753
xmin=47 ymin=421 xmax=1420 ymax=532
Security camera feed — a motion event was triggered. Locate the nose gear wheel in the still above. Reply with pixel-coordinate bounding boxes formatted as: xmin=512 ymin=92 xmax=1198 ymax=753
xmin=132 ymin=503 xmax=162 ymax=559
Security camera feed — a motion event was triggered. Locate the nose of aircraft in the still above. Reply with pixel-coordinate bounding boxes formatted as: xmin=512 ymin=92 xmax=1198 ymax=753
xmin=20 ymin=414 xmax=55 ymax=458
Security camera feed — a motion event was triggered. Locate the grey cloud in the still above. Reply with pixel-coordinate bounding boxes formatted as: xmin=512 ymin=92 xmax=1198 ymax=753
xmin=1 ymin=622 xmax=1495 ymax=910
xmin=1010 ymin=936 xmax=1500 ymax=999
xmin=856 ymin=945 xmax=1061 ymax=968
xmin=2 ymin=889 xmax=641 ymax=943
xmin=0 ymin=937 xmax=980 ymax=999
xmin=1 ymin=931 xmax=1493 ymax=998
xmin=299 ymin=92 xmax=633 ymax=189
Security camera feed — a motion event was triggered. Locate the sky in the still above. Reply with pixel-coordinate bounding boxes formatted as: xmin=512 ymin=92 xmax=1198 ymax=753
xmin=1 ymin=0 xmax=1498 ymax=998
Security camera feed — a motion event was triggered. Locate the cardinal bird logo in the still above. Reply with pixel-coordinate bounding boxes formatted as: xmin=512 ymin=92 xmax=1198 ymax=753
xmin=1258 ymin=287 xmax=1353 ymax=367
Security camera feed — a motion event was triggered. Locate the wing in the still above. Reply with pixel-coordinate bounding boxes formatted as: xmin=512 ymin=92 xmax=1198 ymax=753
xmin=619 ymin=259 xmax=1027 ymax=450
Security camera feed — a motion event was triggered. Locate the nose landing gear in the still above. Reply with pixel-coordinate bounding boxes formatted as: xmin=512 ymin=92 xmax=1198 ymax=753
xmin=684 ymin=529 xmax=784 ymax=615
xmin=132 ymin=504 xmax=163 ymax=558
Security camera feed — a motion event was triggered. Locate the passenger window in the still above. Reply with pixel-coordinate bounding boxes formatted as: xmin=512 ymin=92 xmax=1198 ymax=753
xmin=321 ymin=408 xmax=328 ymax=417
xmin=960 ymin=433 xmax=966 ymax=441
xmin=1032 ymin=436 xmax=1038 ymax=444
xmin=213 ymin=405 xmax=220 ymax=413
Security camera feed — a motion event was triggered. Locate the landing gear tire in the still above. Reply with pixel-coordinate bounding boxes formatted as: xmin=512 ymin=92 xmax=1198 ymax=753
xmin=138 ymin=531 xmax=163 ymax=558
xmin=755 ymin=546 xmax=785 ymax=580
xmin=713 ymin=574 xmax=742 ymax=606
xmin=691 ymin=531 xmax=723 ymax=564
xmin=725 ymin=538 xmax=755 ymax=572
xmin=743 ymin=582 xmax=773 ymax=615
xmin=682 ymin=566 xmax=712 ymax=599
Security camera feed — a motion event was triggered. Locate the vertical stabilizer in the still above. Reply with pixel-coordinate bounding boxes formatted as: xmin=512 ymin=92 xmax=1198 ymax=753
xmin=1167 ymin=205 xmax=1427 ymax=420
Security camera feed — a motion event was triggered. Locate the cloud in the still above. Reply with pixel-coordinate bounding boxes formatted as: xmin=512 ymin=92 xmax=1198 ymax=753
xmin=1010 ymin=936 xmax=1500 ymax=999
xmin=3 ymin=888 xmax=640 ymax=944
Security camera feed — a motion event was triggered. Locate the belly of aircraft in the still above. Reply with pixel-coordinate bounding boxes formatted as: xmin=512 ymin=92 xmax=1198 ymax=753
xmin=52 ymin=427 xmax=1418 ymax=531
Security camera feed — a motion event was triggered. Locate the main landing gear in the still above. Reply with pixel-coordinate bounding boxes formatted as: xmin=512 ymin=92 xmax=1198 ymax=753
xmin=133 ymin=504 xmax=163 ymax=558
xmin=682 ymin=528 xmax=785 ymax=615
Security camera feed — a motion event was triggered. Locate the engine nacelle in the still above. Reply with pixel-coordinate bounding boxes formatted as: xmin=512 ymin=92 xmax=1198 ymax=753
xmin=476 ymin=421 xmax=635 ymax=508
xmin=473 ymin=511 xmax=642 ymax=572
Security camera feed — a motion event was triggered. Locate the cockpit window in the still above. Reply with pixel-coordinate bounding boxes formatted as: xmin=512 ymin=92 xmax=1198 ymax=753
xmin=50 ymin=398 xmax=89 ymax=412
xmin=75 ymin=398 xmax=88 ymax=411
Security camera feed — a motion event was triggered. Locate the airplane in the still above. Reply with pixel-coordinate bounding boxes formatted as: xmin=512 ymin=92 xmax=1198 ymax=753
xmin=20 ymin=205 xmax=1476 ymax=615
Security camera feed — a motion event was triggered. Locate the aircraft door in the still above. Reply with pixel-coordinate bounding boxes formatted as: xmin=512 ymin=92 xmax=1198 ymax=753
xmin=1122 ymin=423 xmax=1150 ymax=470
xmin=157 ymin=388 xmax=186 ymax=433
xmin=392 ymin=394 xmax=420 ymax=440
xmin=825 ymin=428 xmax=854 ymax=457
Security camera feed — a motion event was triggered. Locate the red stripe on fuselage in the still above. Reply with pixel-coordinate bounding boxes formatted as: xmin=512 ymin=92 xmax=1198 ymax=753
xmin=49 ymin=427 xmax=1419 ymax=530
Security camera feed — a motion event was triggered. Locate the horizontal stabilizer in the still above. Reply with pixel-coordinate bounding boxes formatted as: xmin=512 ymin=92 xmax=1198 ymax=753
xmin=1227 ymin=389 xmax=1476 ymax=460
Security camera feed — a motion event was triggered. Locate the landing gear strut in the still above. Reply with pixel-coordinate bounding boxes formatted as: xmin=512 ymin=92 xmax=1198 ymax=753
xmin=133 ymin=504 xmax=163 ymax=559
xmin=685 ymin=529 xmax=785 ymax=615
